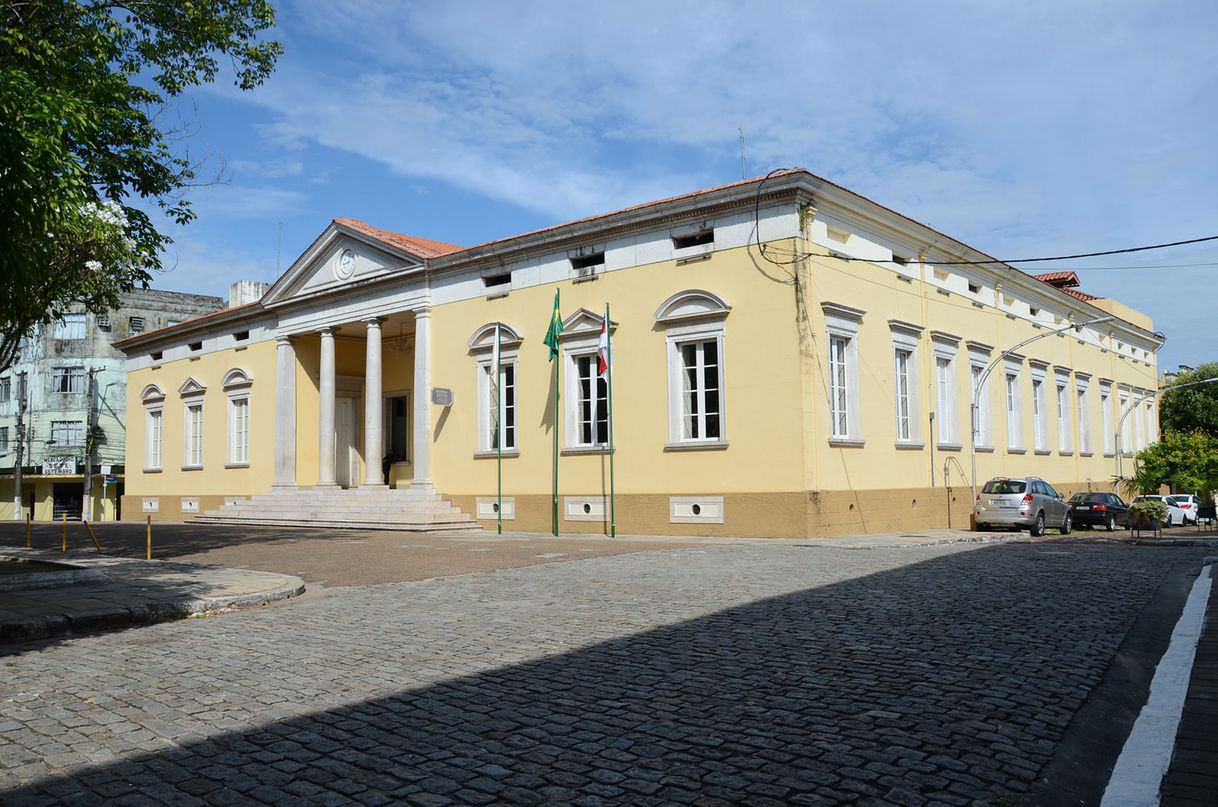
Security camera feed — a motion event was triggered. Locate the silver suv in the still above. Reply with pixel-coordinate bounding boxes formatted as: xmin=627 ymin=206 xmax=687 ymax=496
xmin=974 ymin=476 xmax=1072 ymax=536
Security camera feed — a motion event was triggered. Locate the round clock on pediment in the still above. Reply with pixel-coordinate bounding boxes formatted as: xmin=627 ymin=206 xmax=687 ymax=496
xmin=336 ymin=248 xmax=356 ymax=280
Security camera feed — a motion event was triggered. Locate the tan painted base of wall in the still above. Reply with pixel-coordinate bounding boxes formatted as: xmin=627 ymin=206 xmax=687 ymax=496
xmin=120 ymin=494 xmax=234 ymax=522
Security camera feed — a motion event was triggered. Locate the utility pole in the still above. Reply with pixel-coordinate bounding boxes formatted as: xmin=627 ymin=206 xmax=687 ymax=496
xmin=11 ymin=372 xmax=26 ymax=521
xmin=81 ymin=368 xmax=96 ymax=522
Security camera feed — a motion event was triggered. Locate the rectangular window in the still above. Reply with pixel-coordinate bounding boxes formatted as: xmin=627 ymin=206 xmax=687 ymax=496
xmin=185 ymin=403 xmax=204 ymax=467
xmin=894 ymin=349 xmax=913 ymax=441
xmin=1135 ymin=397 xmax=1147 ymax=450
xmin=96 ymin=313 xmax=111 ymax=331
xmin=0 ymin=376 xmax=9 ymax=403
xmin=1005 ymin=372 xmax=1022 ymax=449
xmin=51 ymin=367 xmax=85 ymax=394
xmin=936 ymin=356 xmax=955 ymax=445
xmin=228 ymin=398 xmax=249 ymax=464
xmin=1102 ymin=388 xmax=1113 ymax=454
xmin=482 ymin=272 xmax=512 ymax=289
xmin=1119 ymin=393 xmax=1131 ymax=453
xmin=54 ymin=313 xmax=85 ymax=340
xmin=51 ymin=420 xmax=84 ymax=447
xmin=1057 ymin=384 xmax=1070 ymax=452
xmin=1032 ymin=379 xmax=1047 ymax=451
xmin=1078 ymin=388 xmax=1091 ymax=453
xmin=830 ymin=336 xmax=850 ymax=438
xmin=672 ymin=230 xmax=714 ymax=250
xmin=677 ymin=341 xmax=720 ymax=441
xmin=575 ymin=355 xmax=609 ymax=445
xmin=485 ymin=363 xmax=516 ymax=451
xmin=0 ymin=426 xmax=8 ymax=454
xmin=971 ymin=364 xmax=991 ymax=446
xmin=146 ymin=409 xmax=163 ymax=469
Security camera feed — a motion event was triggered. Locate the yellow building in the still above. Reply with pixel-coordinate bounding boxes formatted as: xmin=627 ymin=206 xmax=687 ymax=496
xmin=117 ymin=170 xmax=1162 ymax=537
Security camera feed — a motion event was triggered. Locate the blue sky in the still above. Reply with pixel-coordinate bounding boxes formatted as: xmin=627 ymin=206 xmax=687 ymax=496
xmin=153 ymin=0 xmax=1217 ymax=371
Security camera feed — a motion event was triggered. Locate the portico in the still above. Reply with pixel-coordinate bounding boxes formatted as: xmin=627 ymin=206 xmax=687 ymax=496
xmin=272 ymin=308 xmax=431 ymax=492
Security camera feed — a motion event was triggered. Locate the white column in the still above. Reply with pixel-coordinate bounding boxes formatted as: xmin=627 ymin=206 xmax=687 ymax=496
xmin=318 ymin=326 xmax=338 ymax=487
xmin=273 ymin=336 xmax=297 ymax=486
xmin=363 ymin=318 xmax=385 ymax=486
xmin=411 ymin=308 xmax=433 ymax=488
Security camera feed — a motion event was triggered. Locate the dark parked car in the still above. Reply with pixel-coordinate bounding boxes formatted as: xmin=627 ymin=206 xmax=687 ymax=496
xmin=1067 ymin=492 xmax=1129 ymax=531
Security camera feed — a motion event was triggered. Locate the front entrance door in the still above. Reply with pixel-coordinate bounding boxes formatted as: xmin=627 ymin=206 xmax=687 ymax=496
xmin=336 ymin=397 xmax=359 ymax=488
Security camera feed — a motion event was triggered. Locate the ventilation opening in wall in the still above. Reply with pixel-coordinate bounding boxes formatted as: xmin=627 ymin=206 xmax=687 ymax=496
xmin=892 ymin=255 xmax=909 ymax=266
xmin=150 ymin=351 xmax=162 ymax=361
xmin=1029 ymin=307 xmax=1040 ymax=317
xmin=672 ymin=230 xmax=714 ymax=250
xmin=96 ymin=314 xmax=111 ymax=331
xmin=234 ymin=330 xmax=249 ymax=342
xmin=968 ymin=281 xmax=981 ymax=294
xmin=482 ymin=272 xmax=512 ymax=289
xmin=826 ymin=225 xmax=850 ymax=244
xmin=129 ymin=316 xmax=145 ymax=333
xmin=189 ymin=341 xmax=202 ymax=352
xmin=570 ymin=252 xmax=604 ymax=280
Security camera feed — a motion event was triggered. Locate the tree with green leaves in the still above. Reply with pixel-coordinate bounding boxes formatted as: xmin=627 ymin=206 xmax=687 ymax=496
xmin=0 ymin=0 xmax=281 ymax=373
xmin=1116 ymin=428 xmax=1218 ymax=502
xmin=1159 ymin=362 xmax=1218 ymax=437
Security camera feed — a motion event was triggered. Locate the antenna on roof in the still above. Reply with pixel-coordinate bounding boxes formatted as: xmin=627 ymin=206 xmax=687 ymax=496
xmin=276 ymin=220 xmax=283 ymax=274
xmin=738 ymin=128 xmax=747 ymax=179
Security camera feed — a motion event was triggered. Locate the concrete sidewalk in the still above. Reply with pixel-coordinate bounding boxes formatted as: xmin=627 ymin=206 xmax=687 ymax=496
xmin=0 ymin=548 xmax=304 ymax=645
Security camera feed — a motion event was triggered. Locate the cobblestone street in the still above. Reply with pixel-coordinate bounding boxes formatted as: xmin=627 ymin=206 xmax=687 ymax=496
xmin=0 ymin=541 xmax=1208 ymax=805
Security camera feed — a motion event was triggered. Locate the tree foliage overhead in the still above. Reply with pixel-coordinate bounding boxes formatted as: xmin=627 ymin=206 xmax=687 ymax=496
xmin=1159 ymin=362 xmax=1218 ymax=437
xmin=0 ymin=0 xmax=281 ymax=373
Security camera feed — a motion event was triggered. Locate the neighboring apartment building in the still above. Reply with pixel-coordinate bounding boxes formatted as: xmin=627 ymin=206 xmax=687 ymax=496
xmin=0 ymin=288 xmax=226 ymax=521
xmin=115 ymin=169 xmax=1163 ymax=537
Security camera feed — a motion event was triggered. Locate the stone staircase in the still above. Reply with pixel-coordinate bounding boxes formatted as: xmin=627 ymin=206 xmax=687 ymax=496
xmin=190 ymin=485 xmax=481 ymax=532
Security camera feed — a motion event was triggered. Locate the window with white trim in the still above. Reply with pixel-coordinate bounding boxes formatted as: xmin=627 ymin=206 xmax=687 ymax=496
xmin=890 ymin=321 xmax=922 ymax=445
xmin=179 ymin=378 xmax=206 ymax=469
xmin=1005 ymin=369 xmax=1023 ymax=449
xmin=51 ymin=420 xmax=84 ymax=446
xmin=1135 ymin=394 xmax=1147 ymax=450
xmin=469 ymin=323 xmax=523 ymax=455
xmin=823 ymin=302 xmax=865 ymax=443
xmin=1119 ymin=391 xmax=1132 ymax=454
xmin=968 ymin=343 xmax=993 ymax=448
xmin=51 ymin=366 xmax=84 ymax=394
xmin=1145 ymin=400 xmax=1156 ymax=445
xmin=142 ymin=384 xmax=165 ymax=470
xmin=222 ymin=369 xmax=253 ymax=466
xmin=1032 ymin=378 xmax=1048 ymax=451
xmin=562 ymin=310 xmax=618 ymax=448
xmin=1056 ymin=371 xmax=1073 ymax=453
xmin=0 ymin=376 xmax=9 ymax=403
xmin=1077 ymin=384 xmax=1091 ymax=454
xmin=657 ymin=291 xmax=731 ymax=448
xmin=54 ymin=313 xmax=85 ymax=340
xmin=0 ymin=427 xmax=8 ymax=454
xmin=1101 ymin=384 xmax=1113 ymax=455
xmin=932 ymin=333 xmax=960 ymax=446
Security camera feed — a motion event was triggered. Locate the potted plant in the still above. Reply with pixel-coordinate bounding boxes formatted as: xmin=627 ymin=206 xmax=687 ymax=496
xmin=1129 ymin=498 xmax=1169 ymax=530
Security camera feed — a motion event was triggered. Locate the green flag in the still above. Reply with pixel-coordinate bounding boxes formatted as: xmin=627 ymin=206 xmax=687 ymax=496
xmin=543 ymin=290 xmax=563 ymax=360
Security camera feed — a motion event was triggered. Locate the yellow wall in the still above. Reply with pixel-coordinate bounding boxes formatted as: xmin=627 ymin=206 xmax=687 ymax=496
xmin=428 ymin=244 xmax=809 ymax=499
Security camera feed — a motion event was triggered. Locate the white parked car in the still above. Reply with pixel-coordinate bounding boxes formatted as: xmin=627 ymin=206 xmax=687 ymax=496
xmin=1131 ymin=495 xmax=1189 ymax=527
xmin=1169 ymin=494 xmax=1203 ymax=525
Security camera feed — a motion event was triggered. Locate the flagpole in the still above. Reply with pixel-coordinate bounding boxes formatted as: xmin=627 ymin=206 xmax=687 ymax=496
xmin=495 ymin=322 xmax=502 ymax=535
xmin=552 ymin=289 xmax=561 ymax=537
xmin=606 ymin=303 xmax=616 ymax=538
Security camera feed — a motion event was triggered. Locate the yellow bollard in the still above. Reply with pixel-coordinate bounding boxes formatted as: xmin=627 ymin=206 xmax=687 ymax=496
xmin=25 ymin=513 xmax=30 ymax=548
xmin=83 ymin=520 xmax=103 ymax=554
xmin=61 ymin=512 xmax=67 ymax=552
xmin=146 ymin=515 xmax=152 ymax=560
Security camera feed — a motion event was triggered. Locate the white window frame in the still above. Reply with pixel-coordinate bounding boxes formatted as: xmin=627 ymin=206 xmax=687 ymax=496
xmin=968 ymin=342 xmax=993 ymax=449
xmin=657 ymin=291 xmax=731 ymax=450
xmin=51 ymin=366 xmax=85 ymax=394
xmin=1055 ymin=369 xmax=1073 ymax=454
xmin=1135 ymin=391 xmax=1147 ymax=450
xmin=1119 ymin=389 xmax=1132 ymax=454
xmin=1076 ymin=375 xmax=1091 ymax=455
xmin=468 ymin=323 xmax=524 ymax=457
xmin=54 ymin=313 xmax=85 ymax=340
xmin=890 ymin=321 xmax=922 ymax=446
xmin=1032 ymin=376 xmax=1048 ymax=452
xmin=669 ymin=338 xmax=722 ymax=444
xmin=1004 ymin=358 xmax=1023 ymax=451
xmin=0 ymin=426 xmax=7 ymax=454
xmin=222 ymin=369 xmax=253 ymax=468
xmin=824 ymin=302 xmax=865 ymax=445
xmin=179 ymin=378 xmax=206 ymax=470
xmin=931 ymin=332 xmax=960 ymax=448
xmin=566 ymin=350 xmax=610 ymax=447
xmin=1145 ymin=399 xmax=1156 ymax=445
xmin=51 ymin=420 xmax=84 ymax=447
xmin=0 ymin=376 xmax=9 ymax=403
xmin=142 ymin=385 xmax=166 ymax=471
xmin=1100 ymin=382 xmax=1114 ymax=456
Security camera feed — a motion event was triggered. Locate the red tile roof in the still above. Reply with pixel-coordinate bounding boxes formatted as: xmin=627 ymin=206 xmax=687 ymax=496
xmin=1032 ymin=270 xmax=1081 ymax=287
xmin=334 ymin=217 xmax=464 ymax=259
xmin=1062 ymin=287 xmax=1101 ymax=302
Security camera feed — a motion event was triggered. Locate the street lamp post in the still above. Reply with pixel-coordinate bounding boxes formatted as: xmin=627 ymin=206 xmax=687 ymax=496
xmin=970 ymin=315 xmax=1115 ymax=526
xmin=1114 ymin=375 xmax=1218 ymax=479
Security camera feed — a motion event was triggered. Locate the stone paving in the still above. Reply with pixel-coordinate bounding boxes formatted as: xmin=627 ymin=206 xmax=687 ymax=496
xmin=0 ymin=541 xmax=1208 ymax=805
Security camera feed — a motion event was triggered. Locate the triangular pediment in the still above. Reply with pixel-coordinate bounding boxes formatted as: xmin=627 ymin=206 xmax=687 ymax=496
xmin=560 ymin=307 xmax=617 ymax=338
xmin=261 ymin=221 xmax=428 ymax=307
xmin=178 ymin=377 xmax=206 ymax=398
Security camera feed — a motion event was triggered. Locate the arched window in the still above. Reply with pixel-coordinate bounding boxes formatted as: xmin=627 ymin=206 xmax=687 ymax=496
xmin=222 ymin=369 xmax=253 ymax=466
xmin=142 ymin=384 xmax=166 ymax=471
xmin=468 ymin=324 xmax=523 ymax=455
xmin=655 ymin=291 xmax=731 ymax=448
